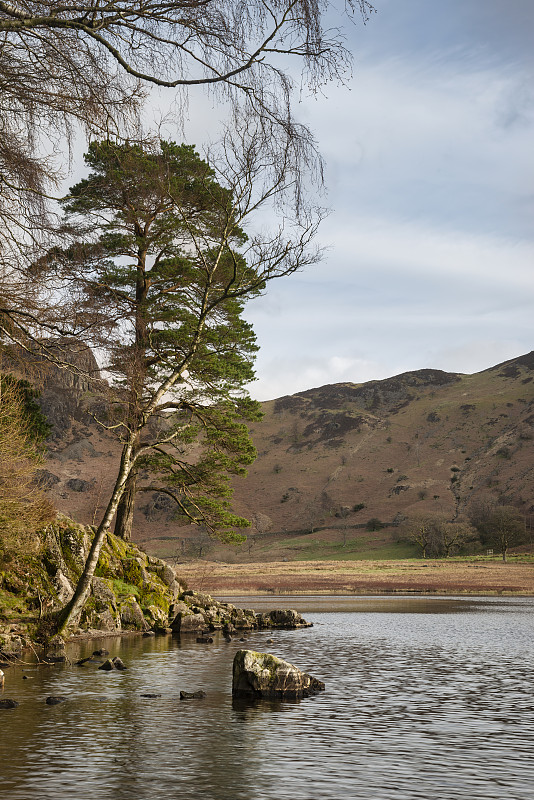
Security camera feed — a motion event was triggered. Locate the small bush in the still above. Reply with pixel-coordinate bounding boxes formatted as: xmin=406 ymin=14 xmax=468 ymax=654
xmin=495 ymin=447 xmax=511 ymax=459
xmin=352 ymin=503 xmax=365 ymax=513
xmin=366 ymin=517 xmax=384 ymax=532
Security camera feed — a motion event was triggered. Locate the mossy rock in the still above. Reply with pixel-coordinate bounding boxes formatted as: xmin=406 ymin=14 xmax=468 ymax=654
xmin=119 ymin=599 xmax=146 ymax=630
xmin=139 ymin=582 xmax=170 ymax=615
xmin=121 ymin=558 xmax=147 ymax=586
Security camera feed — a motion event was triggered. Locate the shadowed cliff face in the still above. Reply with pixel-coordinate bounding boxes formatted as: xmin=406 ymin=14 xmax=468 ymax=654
xmin=291 ymin=368 xmax=462 ymax=414
xmin=7 ymin=346 xmax=534 ymax=562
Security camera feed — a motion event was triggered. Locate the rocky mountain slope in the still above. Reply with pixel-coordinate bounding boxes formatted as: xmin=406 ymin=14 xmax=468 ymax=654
xmin=21 ymin=349 xmax=534 ymax=561
xmin=223 ymin=353 xmax=534 ymax=559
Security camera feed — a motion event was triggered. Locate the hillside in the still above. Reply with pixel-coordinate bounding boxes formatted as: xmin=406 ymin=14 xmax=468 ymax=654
xmin=25 ymin=350 xmax=534 ymax=561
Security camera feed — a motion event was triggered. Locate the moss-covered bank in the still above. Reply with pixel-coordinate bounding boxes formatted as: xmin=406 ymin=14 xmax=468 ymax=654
xmin=0 ymin=515 xmax=310 ymax=658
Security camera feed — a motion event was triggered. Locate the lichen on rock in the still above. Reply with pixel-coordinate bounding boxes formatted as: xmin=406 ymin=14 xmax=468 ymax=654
xmin=232 ymin=649 xmax=325 ymax=698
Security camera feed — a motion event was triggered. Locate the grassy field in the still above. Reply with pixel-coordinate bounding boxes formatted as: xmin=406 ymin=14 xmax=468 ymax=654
xmin=173 ymin=555 xmax=534 ymax=597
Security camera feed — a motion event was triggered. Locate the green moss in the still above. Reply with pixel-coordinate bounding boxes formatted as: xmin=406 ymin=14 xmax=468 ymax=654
xmin=139 ymin=583 xmax=170 ymax=614
xmin=121 ymin=557 xmax=144 ymax=585
xmin=112 ymin=578 xmax=140 ymax=599
xmin=0 ymin=586 xmax=29 ymax=619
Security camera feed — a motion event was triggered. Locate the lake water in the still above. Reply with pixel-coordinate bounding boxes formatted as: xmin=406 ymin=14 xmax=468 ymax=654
xmin=1 ymin=595 xmax=533 ymax=800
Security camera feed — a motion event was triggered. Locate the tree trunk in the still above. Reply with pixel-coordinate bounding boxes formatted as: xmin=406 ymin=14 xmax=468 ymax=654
xmin=114 ymin=469 xmax=137 ymax=540
xmin=57 ymin=440 xmax=136 ymax=635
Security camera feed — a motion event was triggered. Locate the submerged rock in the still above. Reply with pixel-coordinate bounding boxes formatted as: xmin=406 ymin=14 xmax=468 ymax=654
xmin=180 ymin=690 xmax=207 ymax=700
xmin=232 ymin=650 xmax=325 ymax=699
xmin=98 ymin=656 xmax=127 ymax=671
xmin=0 ymin=698 xmax=19 ymax=709
xmin=46 ymin=696 xmax=67 ymax=705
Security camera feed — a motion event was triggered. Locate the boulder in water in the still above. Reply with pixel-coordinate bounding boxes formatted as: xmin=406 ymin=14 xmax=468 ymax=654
xmin=170 ymin=612 xmax=206 ymax=634
xmin=232 ymin=649 xmax=325 ymax=699
xmin=256 ymin=609 xmax=312 ymax=629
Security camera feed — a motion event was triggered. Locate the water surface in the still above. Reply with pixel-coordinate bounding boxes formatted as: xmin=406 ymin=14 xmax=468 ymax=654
xmin=1 ymin=595 xmax=533 ymax=799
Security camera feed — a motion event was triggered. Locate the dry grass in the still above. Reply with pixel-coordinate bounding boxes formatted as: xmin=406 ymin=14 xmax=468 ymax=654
xmin=173 ymin=557 xmax=534 ymax=596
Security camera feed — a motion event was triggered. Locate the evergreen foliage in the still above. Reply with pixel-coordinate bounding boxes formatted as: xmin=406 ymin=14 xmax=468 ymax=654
xmin=43 ymin=139 xmax=265 ymax=541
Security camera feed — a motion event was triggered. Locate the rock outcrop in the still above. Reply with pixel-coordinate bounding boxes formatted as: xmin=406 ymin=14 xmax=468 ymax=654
xmin=169 ymin=592 xmax=312 ymax=635
xmin=232 ymin=649 xmax=325 ymax=699
xmin=0 ymin=515 xmax=313 ymax=652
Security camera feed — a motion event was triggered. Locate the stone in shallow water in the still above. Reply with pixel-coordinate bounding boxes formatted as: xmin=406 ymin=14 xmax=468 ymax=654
xmin=180 ymin=690 xmax=207 ymax=700
xmin=257 ymin=609 xmax=312 ymax=629
xmin=232 ymin=650 xmax=325 ymax=699
xmin=0 ymin=698 xmax=19 ymax=709
xmin=46 ymin=696 xmax=67 ymax=705
xmin=170 ymin=612 xmax=206 ymax=634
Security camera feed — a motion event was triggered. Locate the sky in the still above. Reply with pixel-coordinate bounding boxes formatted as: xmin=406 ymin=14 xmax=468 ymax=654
xmin=220 ymin=0 xmax=534 ymax=400
xmin=65 ymin=0 xmax=534 ymax=401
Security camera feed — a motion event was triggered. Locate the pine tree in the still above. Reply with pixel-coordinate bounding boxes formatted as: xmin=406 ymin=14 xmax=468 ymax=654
xmin=50 ymin=139 xmax=260 ymax=540
xmin=41 ymin=135 xmax=320 ymax=632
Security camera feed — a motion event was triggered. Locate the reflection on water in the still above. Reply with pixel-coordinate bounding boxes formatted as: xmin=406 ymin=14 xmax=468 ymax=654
xmin=1 ymin=596 xmax=533 ymax=799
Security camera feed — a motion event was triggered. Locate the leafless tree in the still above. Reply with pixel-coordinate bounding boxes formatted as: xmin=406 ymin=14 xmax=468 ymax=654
xmin=1 ymin=0 xmax=374 ymax=375
xmin=399 ymin=512 xmax=445 ymax=559
xmin=469 ymin=501 xmax=527 ymax=562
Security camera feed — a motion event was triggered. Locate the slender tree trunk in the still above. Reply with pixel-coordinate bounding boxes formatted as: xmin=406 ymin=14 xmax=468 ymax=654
xmin=57 ymin=440 xmax=136 ymax=635
xmin=114 ymin=469 xmax=138 ymax=540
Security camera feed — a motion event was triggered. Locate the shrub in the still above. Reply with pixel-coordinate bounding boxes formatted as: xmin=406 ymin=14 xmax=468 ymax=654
xmin=366 ymin=517 xmax=384 ymax=532
xmin=495 ymin=447 xmax=511 ymax=459
xmin=0 ymin=382 xmax=54 ymax=551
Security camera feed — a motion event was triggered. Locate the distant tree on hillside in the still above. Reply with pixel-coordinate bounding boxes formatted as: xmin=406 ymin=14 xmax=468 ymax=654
xmin=399 ymin=513 xmax=478 ymax=558
xmin=469 ymin=502 xmax=527 ymax=562
xmin=398 ymin=513 xmax=443 ymax=558
xmin=437 ymin=521 xmax=478 ymax=558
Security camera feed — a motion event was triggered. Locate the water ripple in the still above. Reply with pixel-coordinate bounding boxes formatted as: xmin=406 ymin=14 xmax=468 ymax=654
xmin=1 ymin=596 xmax=533 ymax=799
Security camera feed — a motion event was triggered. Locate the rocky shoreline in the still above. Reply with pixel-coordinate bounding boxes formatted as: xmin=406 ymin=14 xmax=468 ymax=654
xmin=0 ymin=516 xmax=312 ymax=662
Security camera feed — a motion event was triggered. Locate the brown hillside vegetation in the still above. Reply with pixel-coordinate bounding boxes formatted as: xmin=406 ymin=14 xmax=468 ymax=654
xmin=17 ymin=349 xmax=534 ymax=562
xmin=217 ymin=352 xmax=534 ymax=562
xmin=172 ymin=558 xmax=534 ymax=596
